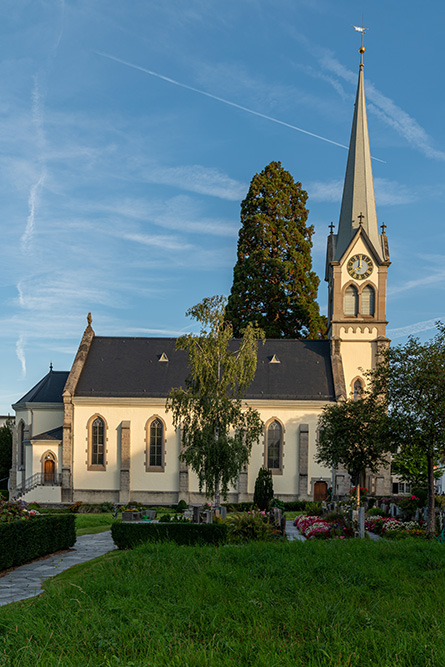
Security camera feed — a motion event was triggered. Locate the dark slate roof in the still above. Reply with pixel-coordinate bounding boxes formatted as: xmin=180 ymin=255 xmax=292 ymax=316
xmin=31 ymin=426 xmax=63 ymax=442
xmin=75 ymin=337 xmax=335 ymax=401
xmin=13 ymin=371 xmax=69 ymax=407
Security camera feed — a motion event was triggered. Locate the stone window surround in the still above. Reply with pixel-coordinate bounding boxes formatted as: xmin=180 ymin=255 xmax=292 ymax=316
xmin=145 ymin=415 xmax=167 ymax=473
xmin=342 ymin=280 xmax=376 ymax=318
xmin=263 ymin=417 xmax=285 ymax=476
xmin=86 ymin=414 xmax=108 ymax=471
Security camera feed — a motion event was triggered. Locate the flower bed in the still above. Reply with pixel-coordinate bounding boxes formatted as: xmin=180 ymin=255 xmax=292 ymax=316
xmin=365 ymin=517 xmax=425 ymax=538
xmin=294 ymin=514 xmax=353 ymax=540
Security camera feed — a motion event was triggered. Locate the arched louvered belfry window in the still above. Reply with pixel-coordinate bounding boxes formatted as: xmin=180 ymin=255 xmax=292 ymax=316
xmin=146 ymin=417 xmax=166 ymax=471
xmin=267 ymin=420 xmax=282 ymax=471
xmin=361 ymin=285 xmax=375 ymax=316
xmin=87 ymin=415 xmax=107 ymax=470
xmin=344 ymin=285 xmax=358 ymax=316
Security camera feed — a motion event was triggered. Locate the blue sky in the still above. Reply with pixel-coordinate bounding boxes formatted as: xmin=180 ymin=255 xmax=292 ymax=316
xmin=1 ymin=0 xmax=445 ymax=414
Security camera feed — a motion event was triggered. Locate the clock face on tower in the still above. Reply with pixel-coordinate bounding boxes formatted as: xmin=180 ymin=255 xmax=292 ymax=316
xmin=347 ymin=253 xmax=373 ymax=280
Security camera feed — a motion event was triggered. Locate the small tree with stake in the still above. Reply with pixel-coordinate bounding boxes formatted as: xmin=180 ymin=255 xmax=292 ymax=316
xmin=166 ymin=296 xmax=264 ymax=507
xmin=316 ymin=392 xmax=390 ymax=510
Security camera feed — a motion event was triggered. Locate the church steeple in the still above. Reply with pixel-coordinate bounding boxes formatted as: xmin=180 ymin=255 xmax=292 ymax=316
xmin=334 ymin=45 xmax=382 ymax=261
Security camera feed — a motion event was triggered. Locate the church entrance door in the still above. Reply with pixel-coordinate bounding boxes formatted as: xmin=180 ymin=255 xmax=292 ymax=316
xmin=44 ymin=459 xmax=55 ymax=484
xmin=314 ymin=481 xmax=327 ymax=501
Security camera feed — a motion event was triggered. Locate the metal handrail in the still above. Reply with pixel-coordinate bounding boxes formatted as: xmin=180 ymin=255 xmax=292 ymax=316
xmin=15 ymin=472 xmax=62 ymax=498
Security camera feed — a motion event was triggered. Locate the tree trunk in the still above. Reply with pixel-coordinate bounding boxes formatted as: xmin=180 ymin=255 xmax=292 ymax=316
xmin=215 ymin=480 xmax=220 ymax=509
xmin=427 ymin=453 xmax=435 ymax=536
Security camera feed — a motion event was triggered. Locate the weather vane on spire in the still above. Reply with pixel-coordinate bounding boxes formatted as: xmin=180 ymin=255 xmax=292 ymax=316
xmin=351 ymin=18 xmax=368 ymax=65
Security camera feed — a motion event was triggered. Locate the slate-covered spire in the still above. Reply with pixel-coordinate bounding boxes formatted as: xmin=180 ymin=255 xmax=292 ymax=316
xmin=335 ymin=46 xmax=382 ymax=261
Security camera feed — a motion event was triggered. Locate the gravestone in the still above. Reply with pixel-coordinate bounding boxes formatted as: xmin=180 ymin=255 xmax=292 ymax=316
xmin=202 ymin=510 xmax=213 ymax=524
xmin=358 ymin=507 xmax=365 ymax=539
xmin=390 ymin=503 xmax=396 ymax=517
xmin=193 ymin=506 xmax=202 ymax=524
xmin=273 ymin=508 xmax=282 ymax=527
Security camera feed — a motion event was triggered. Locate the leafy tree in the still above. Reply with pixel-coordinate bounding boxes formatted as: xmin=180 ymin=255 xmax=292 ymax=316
xmin=0 ymin=418 xmax=13 ymax=488
xmin=166 ymin=296 xmax=264 ymax=506
xmin=253 ymin=467 xmax=274 ymax=511
xmin=226 ymin=161 xmax=326 ymax=339
xmin=391 ymin=449 xmax=442 ymax=489
xmin=316 ymin=393 xmax=390 ymax=508
xmin=371 ymin=325 xmax=445 ymax=535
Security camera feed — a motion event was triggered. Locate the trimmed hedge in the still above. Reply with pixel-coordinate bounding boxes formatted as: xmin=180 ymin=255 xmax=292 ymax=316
xmin=0 ymin=514 xmax=76 ymax=571
xmin=111 ymin=522 xmax=228 ymax=549
xmin=223 ymin=500 xmax=308 ymax=513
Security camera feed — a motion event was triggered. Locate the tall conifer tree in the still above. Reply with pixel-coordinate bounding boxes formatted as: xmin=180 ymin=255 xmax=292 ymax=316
xmin=226 ymin=161 xmax=326 ymax=338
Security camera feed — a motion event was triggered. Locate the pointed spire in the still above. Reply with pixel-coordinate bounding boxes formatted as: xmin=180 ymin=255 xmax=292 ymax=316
xmin=335 ymin=46 xmax=382 ymax=260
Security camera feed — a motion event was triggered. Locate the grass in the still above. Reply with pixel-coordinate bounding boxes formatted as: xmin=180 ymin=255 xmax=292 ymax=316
xmin=0 ymin=539 xmax=444 ymax=666
xmin=75 ymin=514 xmax=115 ymax=536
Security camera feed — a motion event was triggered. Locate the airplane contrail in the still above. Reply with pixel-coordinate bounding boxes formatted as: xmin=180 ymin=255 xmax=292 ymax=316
xmin=96 ymin=51 xmax=360 ymax=154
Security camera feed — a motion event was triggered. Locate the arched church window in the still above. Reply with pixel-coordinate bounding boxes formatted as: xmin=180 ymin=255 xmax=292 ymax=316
xmin=146 ymin=417 xmax=166 ymax=472
xmin=344 ymin=285 xmax=358 ymax=316
xmin=266 ymin=420 xmax=283 ymax=472
xmin=361 ymin=285 xmax=375 ymax=316
xmin=87 ymin=415 xmax=107 ymax=470
xmin=18 ymin=421 xmax=25 ymax=469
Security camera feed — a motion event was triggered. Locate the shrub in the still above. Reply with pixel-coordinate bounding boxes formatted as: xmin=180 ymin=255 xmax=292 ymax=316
xmin=227 ymin=511 xmax=279 ymax=544
xmin=0 ymin=514 xmax=76 ymax=570
xmin=412 ymin=487 xmax=428 ymax=506
xmin=367 ymin=507 xmax=385 ymax=517
xmin=111 ymin=522 xmax=227 ymax=549
xmin=283 ymin=500 xmax=307 ymax=512
xmin=223 ymin=502 xmax=254 ymax=513
xmin=176 ymin=499 xmax=188 ymax=513
xmin=304 ymin=501 xmax=323 ymax=516
xmin=69 ymin=501 xmax=83 ymax=513
xmin=253 ymin=468 xmax=274 ymax=511
xmin=100 ymin=502 xmax=114 ymax=513
xmin=0 ymin=490 xmax=8 ymax=501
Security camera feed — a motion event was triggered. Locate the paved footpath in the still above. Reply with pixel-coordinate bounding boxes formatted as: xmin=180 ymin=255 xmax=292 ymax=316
xmin=0 ymin=531 xmax=117 ymax=608
xmin=285 ymin=521 xmax=306 ymax=541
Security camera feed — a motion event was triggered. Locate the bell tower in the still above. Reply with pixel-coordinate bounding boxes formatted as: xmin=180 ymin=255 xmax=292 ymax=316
xmin=325 ymin=44 xmax=391 ymax=401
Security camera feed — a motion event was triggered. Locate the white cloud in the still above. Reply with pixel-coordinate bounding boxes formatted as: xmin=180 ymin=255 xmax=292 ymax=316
xmin=142 ymin=164 xmax=247 ymax=201
xmin=15 ymin=336 xmax=26 ymax=376
xmin=387 ymin=319 xmax=445 ymax=339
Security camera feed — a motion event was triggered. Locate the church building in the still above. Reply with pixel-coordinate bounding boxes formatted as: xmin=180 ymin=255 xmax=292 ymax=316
xmin=9 ymin=46 xmax=392 ymax=505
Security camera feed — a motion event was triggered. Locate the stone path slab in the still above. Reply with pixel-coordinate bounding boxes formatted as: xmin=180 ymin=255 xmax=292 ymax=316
xmin=0 ymin=531 xmax=117 ymax=607
xmin=285 ymin=522 xmax=306 ymax=541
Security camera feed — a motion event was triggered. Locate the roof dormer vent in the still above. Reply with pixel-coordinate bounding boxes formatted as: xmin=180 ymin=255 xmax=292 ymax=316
xmin=268 ymin=354 xmax=280 ymax=364
xmin=158 ymin=353 xmax=169 ymax=363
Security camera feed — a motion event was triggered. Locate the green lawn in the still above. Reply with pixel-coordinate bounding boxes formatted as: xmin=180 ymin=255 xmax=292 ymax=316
xmin=0 ymin=539 xmax=444 ymax=666
xmin=75 ymin=513 xmax=116 ymax=536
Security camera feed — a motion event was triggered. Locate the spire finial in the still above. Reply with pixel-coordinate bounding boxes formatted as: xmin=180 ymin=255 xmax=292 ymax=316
xmin=87 ymin=312 xmax=92 ymax=327
xmin=329 ymin=222 xmax=335 ymax=235
xmin=49 ymin=361 xmax=53 ymax=372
